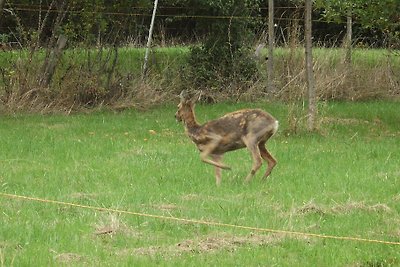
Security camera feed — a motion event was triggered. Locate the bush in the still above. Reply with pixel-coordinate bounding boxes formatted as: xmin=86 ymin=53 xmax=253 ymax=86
xmin=186 ymin=44 xmax=258 ymax=90
xmin=182 ymin=1 xmax=260 ymax=95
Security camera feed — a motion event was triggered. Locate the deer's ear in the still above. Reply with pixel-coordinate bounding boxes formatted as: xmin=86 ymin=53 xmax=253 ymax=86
xmin=191 ymin=90 xmax=202 ymax=103
xmin=179 ymin=90 xmax=190 ymax=101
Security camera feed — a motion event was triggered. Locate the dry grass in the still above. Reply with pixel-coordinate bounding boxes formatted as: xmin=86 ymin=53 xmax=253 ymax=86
xmin=118 ymin=233 xmax=293 ymax=258
xmin=331 ymin=202 xmax=392 ymax=214
xmin=292 ymin=200 xmax=392 ymax=217
xmin=1 ymin=46 xmax=399 ymax=114
xmin=275 ymin=52 xmax=400 ymax=102
xmin=94 ymin=214 xmax=142 ymax=238
xmin=54 ymin=253 xmax=85 ymax=264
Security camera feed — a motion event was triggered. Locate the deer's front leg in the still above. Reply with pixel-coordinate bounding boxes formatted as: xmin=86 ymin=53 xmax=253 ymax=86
xmin=211 ymin=154 xmax=223 ymax=186
xmin=199 ymin=134 xmax=231 ymax=170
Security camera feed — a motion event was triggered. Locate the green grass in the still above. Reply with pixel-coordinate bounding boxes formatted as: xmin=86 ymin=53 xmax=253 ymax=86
xmin=60 ymin=46 xmax=190 ymax=74
xmin=1 ymin=101 xmax=400 ymax=266
xmin=273 ymin=47 xmax=400 ymax=67
xmin=0 ymin=46 xmax=189 ymax=75
xmin=1 ymin=46 xmax=398 ymax=74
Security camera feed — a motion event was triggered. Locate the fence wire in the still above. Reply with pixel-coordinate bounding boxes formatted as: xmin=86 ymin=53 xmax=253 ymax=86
xmin=1 ymin=192 xmax=400 ymax=246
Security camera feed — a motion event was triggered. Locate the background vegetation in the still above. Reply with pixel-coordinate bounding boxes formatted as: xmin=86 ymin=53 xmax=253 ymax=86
xmin=0 ymin=0 xmax=399 ymax=114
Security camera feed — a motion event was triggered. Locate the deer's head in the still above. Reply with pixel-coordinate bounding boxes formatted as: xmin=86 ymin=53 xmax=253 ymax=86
xmin=175 ymin=90 xmax=201 ymax=122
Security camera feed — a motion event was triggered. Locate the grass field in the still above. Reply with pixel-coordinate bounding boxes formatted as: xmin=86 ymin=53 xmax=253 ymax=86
xmin=1 ymin=101 xmax=400 ymax=266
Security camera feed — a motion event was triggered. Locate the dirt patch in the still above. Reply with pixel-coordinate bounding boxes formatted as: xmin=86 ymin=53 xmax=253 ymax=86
xmin=296 ymin=202 xmax=326 ymax=215
xmin=331 ymin=202 xmax=391 ymax=214
xmin=175 ymin=234 xmax=285 ymax=253
xmin=118 ymin=233 xmax=296 ymax=258
xmin=351 ymin=258 xmax=399 ymax=267
xmin=321 ymin=117 xmax=373 ymax=126
xmin=292 ymin=201 xmax=391 ymax=216
xmin=54 ymin=253 xmax=85 ymax=264
xmin=93 ymin=214 xmax=141 ymax=238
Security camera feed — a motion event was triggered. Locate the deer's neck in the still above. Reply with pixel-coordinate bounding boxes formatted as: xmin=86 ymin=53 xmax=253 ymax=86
xmin=183 ymin=109 xmax=201 ymax=136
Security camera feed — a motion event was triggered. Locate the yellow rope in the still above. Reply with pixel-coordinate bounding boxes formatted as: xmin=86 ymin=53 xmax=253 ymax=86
xmin=1 ymin=192 xmax=400 ymax=246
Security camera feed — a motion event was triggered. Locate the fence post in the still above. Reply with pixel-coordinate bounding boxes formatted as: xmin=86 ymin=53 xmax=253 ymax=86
xmin=143 ymin=0 xmax=158 ymax=78
xmin=305 ymin=0 xmax=316 ymax=131
xmin=345 ymin=6 xmax=352 ymax=65
xmin=267 ymin=0 xmax=275 ymax=92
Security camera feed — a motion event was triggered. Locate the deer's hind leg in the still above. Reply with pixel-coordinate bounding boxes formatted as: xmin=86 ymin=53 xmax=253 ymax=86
xmin=242 ymin=136 xmax=263 ymax=183
xmin=259 ymin=141 xmax=277 ymax=178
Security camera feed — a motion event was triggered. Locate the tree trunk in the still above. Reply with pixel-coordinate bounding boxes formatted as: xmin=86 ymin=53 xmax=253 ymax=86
xmin=345 ymin=6 xmax=352 ymax=65
xmin=267 ymin=0 xmax=275 ymax=92
xmin=40 ymin=35 xmax=68 ymax=87
xmin=0 ymin=0 xmax=5 ymax=19
xmin=305 ymin=0 xmax=316 ymax=131
xmin=143 ymin=0 xmax=158 ymax=77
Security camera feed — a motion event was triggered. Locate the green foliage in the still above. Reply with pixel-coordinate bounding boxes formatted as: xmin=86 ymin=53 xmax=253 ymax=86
xmin=3 ymin=0 xmax=154 ymax=47
xmin=63 ymin=0 xmax=153 ymax=46
xmin=186 ymin=44 xmax=258 ymax=90
xmin=3 ymin=0 xmax=398 ymax=48
xmin=183 ymin=0 xmax=261 ymax=90
xmin=63 ymin=0 xmax=107 ymax=46
xmin=316 ymin=0 xmax=400 ymax=32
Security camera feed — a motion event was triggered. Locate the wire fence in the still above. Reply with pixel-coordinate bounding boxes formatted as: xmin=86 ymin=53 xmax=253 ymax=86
xmin=5 ymin=5 xmax=338 ymax=23
xmin=0 ymin=4 xmax=354 ymax=48
xmin=4 ymin=3 xmax=391 ymax=50
xmin=2 ymin=192 xmax=400 ymax=247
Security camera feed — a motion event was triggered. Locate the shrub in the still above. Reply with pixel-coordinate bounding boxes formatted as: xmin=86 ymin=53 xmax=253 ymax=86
xmin=183 ymin=1 xmax=260 ymax=94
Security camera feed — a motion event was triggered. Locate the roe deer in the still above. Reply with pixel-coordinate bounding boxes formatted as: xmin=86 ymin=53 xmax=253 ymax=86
xmin=175 ymin=90 xmax=278 ymax=186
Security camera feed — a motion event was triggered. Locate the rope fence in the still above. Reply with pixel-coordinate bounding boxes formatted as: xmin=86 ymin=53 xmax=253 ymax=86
xmin=1 ymin=192 xmax=400 ymax=246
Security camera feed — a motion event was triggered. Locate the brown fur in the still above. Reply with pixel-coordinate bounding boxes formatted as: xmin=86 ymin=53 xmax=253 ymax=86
xmin=176 ymin=91 xmax=278 ymax=186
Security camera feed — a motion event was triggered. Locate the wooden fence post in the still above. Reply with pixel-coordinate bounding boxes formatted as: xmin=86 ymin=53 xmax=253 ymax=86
xmin=267 ymin=0 xmax=275 ymax=92
xmin=345 ymin=6 xmax=352 ymax=65
xmin=305 ymin=0 xmax=316 ymax=131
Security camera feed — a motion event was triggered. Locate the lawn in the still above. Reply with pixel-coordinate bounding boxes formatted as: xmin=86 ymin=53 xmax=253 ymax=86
xmin=1 ymin=101 xmax=399 ymax=266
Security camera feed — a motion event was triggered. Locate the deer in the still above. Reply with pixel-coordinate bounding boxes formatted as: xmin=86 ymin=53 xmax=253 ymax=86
xmin=175 ymin=90 xmax=278 ymax=186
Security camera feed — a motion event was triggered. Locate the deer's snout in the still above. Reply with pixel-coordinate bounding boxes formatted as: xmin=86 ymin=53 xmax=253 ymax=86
xmin=175 ymin=112 xmax=182 ymax=122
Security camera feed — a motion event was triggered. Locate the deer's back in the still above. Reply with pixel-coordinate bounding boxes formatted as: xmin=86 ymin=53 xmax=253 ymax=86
xmin=190 ymin=109 xmax=277 ymax=153
xmin=208 ymin=108 xmax=276 ymax=133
